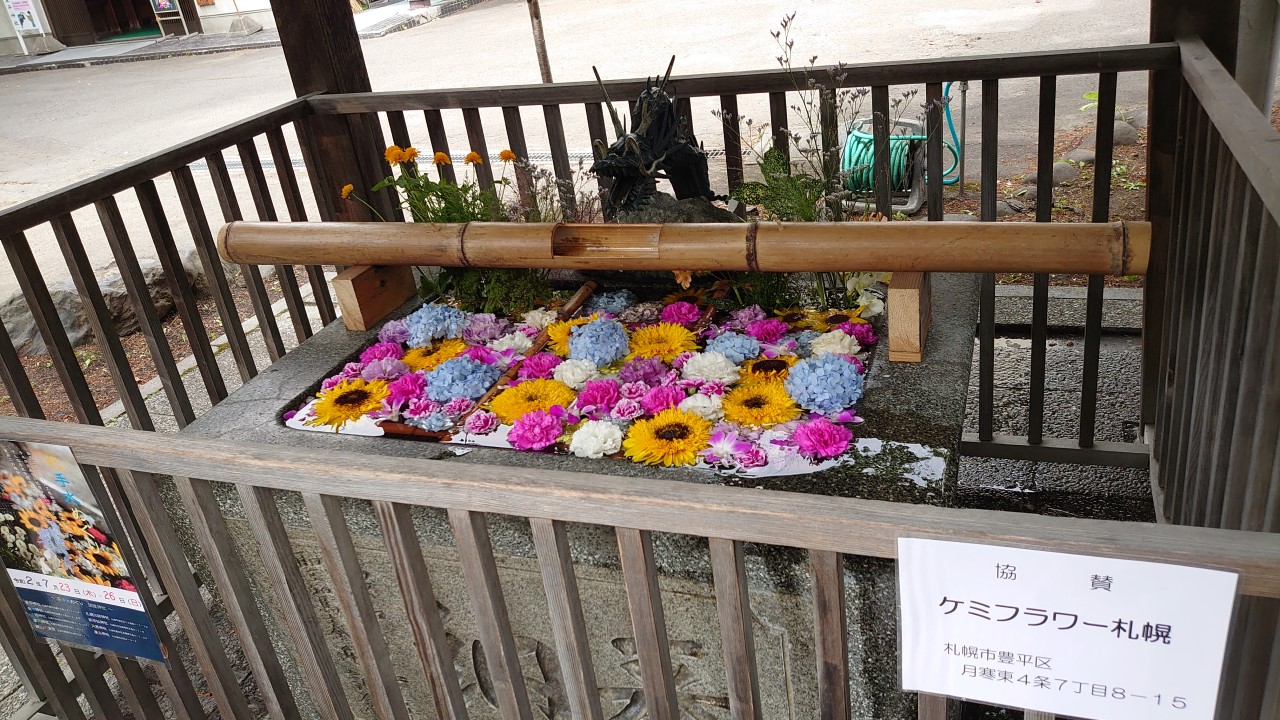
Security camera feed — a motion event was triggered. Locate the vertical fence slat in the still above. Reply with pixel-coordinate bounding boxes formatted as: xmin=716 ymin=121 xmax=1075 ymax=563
xmin=96 ymin=197 xmax=196 ymax=427
xmin=173 ymin=475 xmax=301 ymax=720
xmin=424 ymin=109 xmax=457 ymax=184
xmin=719 ymin=95 xmax=745 ymax=208
xmin=530 ymin=518 xmax=604 ymax=720
xmin=4 ymin=231 xmax=103 ymax=425
xmin=819 ymin=88 xmax=838 ymax=188
xmin=977 ymin=79 xmax=999 ymax=441
xmin=60 ymin=646 xmax=124 ymax=719
xmin=267 ymin=126 xmax=337 ymax=326
xmin=584 ymin=101 xmax=613 ymax=197
xmin=206 ymin=150 xmax=288 ymax=362
xmin=543 ymin=104 xmax=575 ymax=185
xmin=925 ymin=83 xmax=944 ymax=221
xmin=116 ymin=468 xmax=255 ymax=720
xmin=238 ymin=139 xmax=313 ymax=343
xmin=916 ymin=693 xmax=951 ymax=720
xmin=810 ymin=549 xmax=849 ymax=720
xmin=136 ymin=179 xmax=228 ymax=404
xmin=1080 ymin=72 xmax=1117 ymax=447
xmin=0 ymin=317 xmax=41 ymax=419
xmin=386 ymin=110 xmax=413 ymax=151
xmin=239 ymin=485 xmax=356 ymax=720
xmin=105 ymin=655 xmax=164 ymax=719
xmin=172 ymin=165 xmax=259 ymax=383
xmin=49 ymin=214 xmax=153 ymax=430
xmin=1228 ymin=597 xmax=1280 ymax=719
xmin=1237 ymin=218 xmax=1280 ymax=531
xmin=462 ymin=107 xmax=496 ymax=190
xmin=769 ymin=91 xmax=790 ymax=166
xmin=0 ymin=573 xmax=90 ymax=720
xmin=303 ymin=493 xmax=411 ymax=720
xmin=709 ymin=537 xmax=762 ymax=720
xmin=871 ymin=85 xmax=892 ymax=216
xmin=293 ymin=118 xmax=340 ymax=222
xmin=615 ymin=527 xmax=680 ymax=720
xmin=504 ymin=105 xmax=537 ymax=212
xmin=373 ymin=501 xmax=469 ymax=720
xmin=449 ymin=509 xmax=534 ymax=720
xmin=1028 ymin=75 xmax=1056 ymax=446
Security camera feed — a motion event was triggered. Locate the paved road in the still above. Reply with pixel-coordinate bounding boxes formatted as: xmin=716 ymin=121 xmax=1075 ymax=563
xmin=0 ymin=0 xmax=1152 ymax=299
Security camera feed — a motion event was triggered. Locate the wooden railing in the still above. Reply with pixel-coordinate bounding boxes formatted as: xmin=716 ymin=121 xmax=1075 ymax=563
xmin=0 ymin=416 xmax=1276 ymax=719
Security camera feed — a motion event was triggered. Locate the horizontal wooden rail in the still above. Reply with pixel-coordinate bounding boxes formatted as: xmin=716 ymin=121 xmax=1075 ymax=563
xmin=0 ymin=416 xmax=1275 ymax=597
xmin=307 ymin=43 xmax=1179 ymax=113
xmin=0 ymin=97 xmax=312 ymax=239
xmin=218 ymin=220 xmax=1150 ymax=275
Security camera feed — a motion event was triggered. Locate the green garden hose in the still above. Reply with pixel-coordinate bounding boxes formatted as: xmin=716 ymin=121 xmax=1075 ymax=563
xmin=841 ymin=83 xmax=963 ymax=192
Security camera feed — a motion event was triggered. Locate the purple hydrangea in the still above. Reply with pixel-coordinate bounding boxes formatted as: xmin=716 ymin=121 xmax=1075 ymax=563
xmin=462 ymin=313 xmax=512 ymax=345
xmin=378 ymin=319 xmax=410 ymax=344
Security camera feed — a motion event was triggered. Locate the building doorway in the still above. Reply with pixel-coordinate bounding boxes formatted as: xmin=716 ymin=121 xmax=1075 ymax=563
xmin=87 ymin=0 xmax=159 ymax=41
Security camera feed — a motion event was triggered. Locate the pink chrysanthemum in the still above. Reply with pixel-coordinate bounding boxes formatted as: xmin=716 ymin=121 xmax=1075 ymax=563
xmin=792 ymin=417 xmax=853 ymax=460
xmin=744 ymin=318 xmax=790 ymax=344
xmin=507 ymin=410 xmax=563 ymax=451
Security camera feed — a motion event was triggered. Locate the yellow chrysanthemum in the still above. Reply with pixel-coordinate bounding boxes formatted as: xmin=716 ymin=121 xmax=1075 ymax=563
xmin=804 ymin=307 xmax=866 ymax=331
xmin=626 ymin=323 xmax=698 ymax=363
xmin=547 ymin=314 xmax=600 ymax=357
xmin=385 ymin=145 xmax=405 ymax=165
xmin=402 ymin=147 xmax=419 ymax=163
xmin=489 ymin=379 xmax=577 ymax=425
xmin=433 ymin=152 xmax=451 ymax=166
xmin=722 ymin=382 xmax=800 ymax=427
xmin=623 ymin=408 xmax=711 ymax=467
xmin=402 ymin=339 xmax=467 ymax=372
xmin=661 ymin=287 xmax=706 ymax=306
xmin=499 ymin=148 xmax=518 ymax=162
xmin=773 ymin=307 xmax=810 ymax=327
xmin=307 ymin=378 xmax=389 ymax=431
xmin=740 ymin=355 xmax=799 ymax=385
xmin=340 ymin=183 xmax=354 ymax=199
xmin=465 ymin=151 xmax=484 ymax=165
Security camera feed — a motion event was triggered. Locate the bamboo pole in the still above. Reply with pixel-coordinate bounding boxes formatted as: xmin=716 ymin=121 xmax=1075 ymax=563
xmin=217 ymin=220 xmax=1150 ymax=276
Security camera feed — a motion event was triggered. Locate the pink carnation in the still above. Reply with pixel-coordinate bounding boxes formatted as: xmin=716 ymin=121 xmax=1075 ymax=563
xmin=619 ymin=381 xmax=649 ymax=399
xmin=640 ymin=385 xmax=685 ymax=414
xmin=736 ymin=446 xmax=769 ymax=468
xmin=385 ymin=371 xmax=428 ymax=410
xmin=574 ymin=379 xmax=621 ymax=414
xmin=507 ymin=410 xmax=563 ymax=451
xmin=699 ymin=380 xmax=727 ymax=396
xmin=792 ymin=418 xmax=853 ymax=460
xmin=670 ymin=352 xmax=695 ymax=370
xmin=463 ymin=410 xmax=500 ymax=435
xmin=660 ymin=301 xmax=702 ymax=327
xmin=338 ymin=362 xmax=365 ymax=380
xmin=518 ymin=352 xmax=562 ymax=381
xmin=744 ymin=318 xmax=789 ymax=344
xmin=675 ymin=378 xmax=704 ymax=391
xmin=462 ymin=345 xmax=502 ymax=365
xmin=360 ymin=341 xmax=404 ymax=364
xmin=612 ymin=398 xmax=644 ymax=421
xmin=851 ymin=322 xmax=877 ymax=346
xmin=443 ymin=397 xmax=476 ymax=418
xmin=361 ymin=357 xmax=408 ymax=381
xmin=403 ymin=397 xmax=442 ymax=419
xmin=321 ymin=375 xmax=345 ymax=391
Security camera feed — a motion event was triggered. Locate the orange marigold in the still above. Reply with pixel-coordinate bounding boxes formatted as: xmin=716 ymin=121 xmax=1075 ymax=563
xmin=401 ymin=147 xmax=419 ymax=163
xmin=498 ymin=148 xmax=518 ymax=162
xmin=340 ymin=183 xmax=354 ymax=199
xmin=464 ymin=151 xmax=484 ymax=165
xmin=433 ymin=151 xmax=451 ymax=165
xmin=384 ymin=145 xmax=405 ymax=165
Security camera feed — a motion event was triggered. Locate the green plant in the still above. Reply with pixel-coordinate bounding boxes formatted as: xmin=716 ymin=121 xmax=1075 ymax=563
xmin=711 ymin=271 xmax=805 ymax=311
xmin=420 ymin=267 xmax=554 ymax=316
xmin=731 ymin=148 xmax=825 ymax=221
xmin=1112 ymin=163 xmax=1146 ymax=191
xmin=1080 ymin=90 xmax=1100 ymax=112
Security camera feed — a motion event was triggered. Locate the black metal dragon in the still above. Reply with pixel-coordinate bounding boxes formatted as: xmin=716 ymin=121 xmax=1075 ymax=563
xmin=590 ymin=58 xmax=715 ymax=216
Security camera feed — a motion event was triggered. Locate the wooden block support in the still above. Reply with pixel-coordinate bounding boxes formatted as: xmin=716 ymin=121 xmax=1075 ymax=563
xmin=332 ymin=265 xmax=416 ymax=331
xmin=888 ymin=271 xmax=932 ymax=363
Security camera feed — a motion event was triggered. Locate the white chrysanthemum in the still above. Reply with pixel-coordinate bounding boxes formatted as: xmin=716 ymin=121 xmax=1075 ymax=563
xmin=678 ymin=393 xmax=724 ymax=422
xmin=521 ymin=308 xmax=559 ymax=330
xmin=490 ymin=331 xmax=534 ymax=353
xmin=680 ymin=351 xmax=740 ymax=384
xmin=568 ymin=419 xmax=624 ymax=459
xmin=856 ymin=290 xmax=885 ymax=319
xmin=810 ymin=330 xmax=862 ymax=357
xmin=553 ymin=358 xmax=600 ymax=390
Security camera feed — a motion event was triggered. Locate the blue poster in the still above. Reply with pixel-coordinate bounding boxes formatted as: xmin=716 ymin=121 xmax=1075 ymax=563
xmin=0 ymin=441 xmax=167 ymax=664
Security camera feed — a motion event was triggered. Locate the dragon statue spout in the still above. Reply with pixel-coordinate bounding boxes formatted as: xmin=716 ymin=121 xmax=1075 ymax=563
xmin=590 ymin=57 xmax=715 ymax=217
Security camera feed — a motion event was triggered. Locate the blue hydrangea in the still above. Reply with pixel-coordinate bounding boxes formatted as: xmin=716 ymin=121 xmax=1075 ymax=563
xmin=425 ymin=358 xmax=502 ymax=401
xmin=405 ymin=303 xmax=470 ymax=347
xmin=705 ymin=331 xmax=760 ymax=364
xmin=585 ymin=290 xmax=638 ymax=315
xmin=410 ymin=412 xmax=453 ymax=432
xmin=568 ymin=318 xmax=630 ymax=367
xmin=791 ymin=330 xmax=823 ymax=358
xmin=784 ymin=354 xmax=864 ymax=414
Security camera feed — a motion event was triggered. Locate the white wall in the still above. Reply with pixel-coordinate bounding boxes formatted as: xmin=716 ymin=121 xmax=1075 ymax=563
xmin=194 ymin=0 xmax=275 ymax=34
xmin=1 ymin=0 xmax=58 ymax=58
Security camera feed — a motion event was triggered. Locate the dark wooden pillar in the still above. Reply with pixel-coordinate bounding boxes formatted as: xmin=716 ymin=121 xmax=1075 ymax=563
xmin=1141 ymin=0 xmax=1241 ymax=425
xmin=270 ymin=0 xmax=391 ymax=221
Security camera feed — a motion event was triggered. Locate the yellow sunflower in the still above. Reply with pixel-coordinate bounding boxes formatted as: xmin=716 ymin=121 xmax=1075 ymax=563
xmin=489 ymin=379 xmax=577 ymax=425
xmin=307 ymin=378 xmax=389 ymax=431
xmin=70 ymin=566 xmax=110 ymax=586
xmin=740 ymin=355 xmax=799 ymax=385
xmin=661 ymin=287 xmax=706 ymax=306
xmin=804 ymin=307 xmax=867 ymax=332
xmin=623 ymin=409 xmax=712 ymax=467
xmin=82 ymin=547 xmax=121 ymax=577
xmin=57 ymin=511 xmax=92 ymax=540
xmin=722 ymin=382 xmax=800 ymax=427
xmin=402 ymin=338 xmax=468 ymax=372
xmin=547 ymin=314 xmax=600 ymax=357
xmin=626 ymin=323 xmax=698 ymax=363
xmin=773 ymin=307 xmax=810 ymax=327
xmin=18 ymin=507 xmax=54 ymax=533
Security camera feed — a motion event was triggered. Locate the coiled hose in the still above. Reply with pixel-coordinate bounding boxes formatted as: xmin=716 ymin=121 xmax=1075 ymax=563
xmin=841 ymin=82 xmax=963 ymax=193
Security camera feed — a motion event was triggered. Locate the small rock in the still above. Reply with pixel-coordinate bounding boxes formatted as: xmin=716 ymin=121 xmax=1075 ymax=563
xmin=0 ymin=282 xmax=92 ymax=356
xmin=616 ymin=192 xmax=743 ymax=223
xmin=943 ymin=213 xmax=980 ymax=222
xmin=99 ymin=260 xmax=176 ymax=336
xmin=1064 ymin=148 xmax=1096 ymax=165
xmin=1022 ymin=162 xmax=1079 ymax=187
xmin=994 ymin=200 xmax=1020 ymax=217
xmin=1019 ymin=186 xmax=1038 ymax=202
xmin=1083 ymin=120 xmax=1141 ymax=148
xmin=1119 ymin=107 xmax=1148 ymax=129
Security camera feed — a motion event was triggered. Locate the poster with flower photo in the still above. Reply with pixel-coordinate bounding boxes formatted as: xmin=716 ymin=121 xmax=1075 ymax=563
xmin=0 ymin=441 xmax=166 ymax=664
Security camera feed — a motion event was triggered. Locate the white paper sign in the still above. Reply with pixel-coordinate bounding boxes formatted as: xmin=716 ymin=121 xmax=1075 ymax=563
xmin=898 ymin=538 xmax=1238 ymax=720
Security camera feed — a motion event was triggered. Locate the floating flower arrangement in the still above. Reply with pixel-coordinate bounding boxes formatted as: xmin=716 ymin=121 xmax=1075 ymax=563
xmin=287 ymin=287 xmax=883 ymax=476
